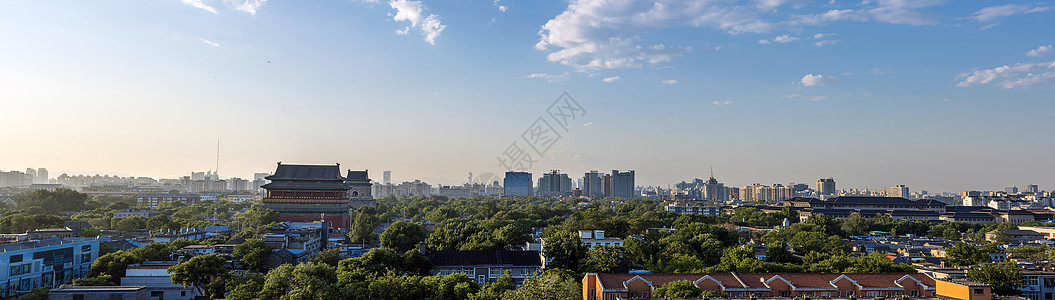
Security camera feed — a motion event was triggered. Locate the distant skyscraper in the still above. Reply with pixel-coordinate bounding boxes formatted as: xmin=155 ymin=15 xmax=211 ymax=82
xmin=191 ymin=172 xmax=205 ymax=181
xmin=583 ymin=171 xmax=605 ymax=199
xmin=383 ymin=171 xmax=392 ymax=185
xmin=36 ymin=168 xmax=48 ymax=184
xmin=703 ymin=176 xmax=728 ymax=202
xmin=1024 ymin=184 xmax=1039 ymax=194
xmin=889 ymin=185 xmax=909 ymax=198
xmin=25 ymin=168 xmax=36 ymax=182
xmin=538 ymin=170 xmax=572 ymax=197
xmin=817 ymin=178 xmax=836 ymax=197
xmin=503 ymin=171 xmax=532 ymax=197
xmin=609 ymin=170 xmax=635 ymax=199
xmin=1005 ymin=186 xmax=1019 ymax=195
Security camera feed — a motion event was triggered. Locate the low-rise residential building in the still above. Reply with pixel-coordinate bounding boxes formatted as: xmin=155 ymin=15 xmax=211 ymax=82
xmin=136 ymin=194 xmax=201 ymax=208
xmin=578 ymin=230 xmax=623 ymax=249
xmin=0 ymin=238 xmax=100 ymax=298
xmin=665 ymin=205 xmax=722 ymax=216
xmin=153 ymin=229 xmax=206 ymax=243
xmin=428 ymin=250 xmax=542 ymax=284
xmin=935 ymin=279 xmax=991 ymax=300
xmin=583 ymin=272 xmax=937 ymax=300
xmin=113 ymin=209 xmax=161 ymax=218
xmin=25 ymin=227 xmax=76 ymax=240
xmin=47 ymin=286 xmax=149 ymax=300
xmin=986 ymin=229 xmax=1044 ymax=243
xmin=120 ymin=262 xmax=198 ymax=300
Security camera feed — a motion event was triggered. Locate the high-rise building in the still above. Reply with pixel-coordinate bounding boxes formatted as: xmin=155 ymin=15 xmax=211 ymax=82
xmin=1005 ymin=186 xmax=1019 ymax=195
xmin=191 ymin=172 xmax=205 ymax=181
xmin=702 ymin=176 xmax=728 ymax=202
xmin=817 ymin=178 xmax=836 ymax=197
xmin=889 ymin=185 xmax=909 ymax=198
xmin=1024 ymin=184 xmax=1040 ymax=194
xmin=383 ymin=171 xmax=392 ymax=185
xmin=25 ymin=168 xmax=36 ymax=182
xmin=609 ymin=170 xmax=635 ymax=199
xmin=503 ymin=171 xmax=532 ymax=197
xmin=538 ymin=170 xmax=572 ymax=197
xmin=36 ymin=168 xmax=48 ymax=184
xmin=583 ymin=171 xmax=605 ymax=199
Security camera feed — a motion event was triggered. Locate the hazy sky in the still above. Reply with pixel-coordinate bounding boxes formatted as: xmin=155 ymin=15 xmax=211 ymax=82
xmin=1 ymin=0 xmax=1053 ymax=193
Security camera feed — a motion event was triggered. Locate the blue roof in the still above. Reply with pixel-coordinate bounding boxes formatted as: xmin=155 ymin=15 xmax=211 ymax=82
xmin=286 ymin=249 xmax=305 ymax=254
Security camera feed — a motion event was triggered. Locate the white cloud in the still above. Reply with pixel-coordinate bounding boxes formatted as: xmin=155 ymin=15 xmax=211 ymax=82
xmin=662 ymin=79 xmax=678 ymax=85
xmin=958 ymin=61 xmax=1055 ymax=89
xmin=181 ymin=0 xmax=218 ymax=14
xmin=814 ymin=40 xmax=837 ymax=47
xmin=582 ymin=122 xmax=594 ymax=126
xmin=800 ymin=74 xmax=830 ymax=86
xmin=388 ymin=0 xmax=445 ymax=45
xmin=758 ymin=39 xmax=771 ymax=44
xmin=1027 ymin=45 xmax=1052 ymax=57
xmin=773 ymin=34 xmax=799 ymax=43
xmin=603 ymin=76 xmax=622 ymax=83
xmin=224 ymin=0 xmax=266 ymax=15
xmin=499 ymin=5 xmax=507 ymax=12
xmin=201 ymin=39 xmax=221 ymax=47
xmin=809 ymin=95 xmax=827 ymax=101
xmin=525 ymin=72 xmax=571 ymax=83
xmin=790 ymin=0 xmax=945 ymax=26
xmin=973 ymin=4 xmax=1050 ymax=22
xmin=537 ymin=0 xmax=949 ymax=71
xmin=712 ymin=100 xmax=732 ymax=105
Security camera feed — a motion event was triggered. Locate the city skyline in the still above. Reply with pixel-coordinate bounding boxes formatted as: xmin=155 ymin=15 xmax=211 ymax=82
xmin=2 ymin=1 xmax=1054 ymax=193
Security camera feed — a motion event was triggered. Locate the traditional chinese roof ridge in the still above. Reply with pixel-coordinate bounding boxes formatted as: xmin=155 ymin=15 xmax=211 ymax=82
xmin=346 ymin=170 xmax=369 ymax=181
xmin=265 ymin=163 xmax=346 ymax=181
xmin=592 ymin=273 xmax=935 ymax=293
xmin=428 ymin=250 xmax=542 ymax=267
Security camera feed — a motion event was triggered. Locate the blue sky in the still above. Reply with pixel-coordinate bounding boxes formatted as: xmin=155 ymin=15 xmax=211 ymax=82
xmin=1 ymin=0 xmax=1053 ymax=193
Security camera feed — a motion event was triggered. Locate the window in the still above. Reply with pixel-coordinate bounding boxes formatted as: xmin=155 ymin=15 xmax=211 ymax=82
xmin=821 ymin=292 xmax=830 ymax=297
xmin=887 ymin=291 xmax=896 ymax=297
xmin=628 ymin=291 xmax=637 ymax=297
xmin=781 ymin=291 xmax=791 ymax=297
xmin=81 ymin=245 xmax=91 ymax=252
xmin=151 ymin=291 xmax=164 ymax=298
xmin=9 ymin=255 xmax=22 ymax=263
xmin=845 ymin=290 xmax=855 ymax=296
xmin=73 ymin=295 xmax=84 ymax=300
xmin=608 ymin=293 xmax=619 ymax=300
xmin=974 ymin=288 xmax=985 ymax=295
xmin=911 ymin=290 xmax=919 ymax=297
xmin=182 ymin=291 xmax=186 ymax=297
xmin=866 ymin=291 xmax=879 ymax=297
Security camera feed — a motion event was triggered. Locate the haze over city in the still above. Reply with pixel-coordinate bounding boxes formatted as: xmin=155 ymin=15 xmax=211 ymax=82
xmin=2 ymin=1 xmax=1054 ymax=193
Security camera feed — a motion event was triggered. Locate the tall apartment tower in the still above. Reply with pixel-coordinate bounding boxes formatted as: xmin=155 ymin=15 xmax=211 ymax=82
xmin=889 ymin=185 xmax=910 ymax=198
xmin=583 ymin=171 xmax=605 ymax=200
xmin=503 ymin=171 xmax=533 ymax=197
xmin=1024 ymin=184 xmax=1040 ymax=194
xmin=1005 ymin=186 xmax=1019 ymax=195
xmin=817 ymin=178 xmax=836 ymax=197
xmin=538 ymin=170 xmax=572 ymax=197
xmin=383 ymin=171 xmax=392 ymax=185
xmin=36 ymin=168 xmax=48 ymax=184
xmin=609 ymin=170 xmax=635 ymax=199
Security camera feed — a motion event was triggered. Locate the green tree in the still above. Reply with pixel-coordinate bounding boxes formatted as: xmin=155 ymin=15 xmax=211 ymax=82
xmin=943 ymin=227 xmax=962 ymax=240
xmin=470 ymin=270 xmax=515 ymax=300
xmin=654 ymin=280 xmax=703 ymax=297
xmin=18 ymin=287 xmax=49 ymax=300
xmin=349 ymin=208 xmax=380 ymax=244
xmin=312 ymin=248 xmax=342 ymax=267
xmin=541 ymin=229 xmax=588 ymax=271
xmin=841 ymin=212 xmax=869 ymax=236
xmin=380 ymin=221 xmax=428 ymax=252
xmin=947 ymin=243 xmax=988 ymax=267
xmin=71 ymin=275 xmax=117 ymax=286
xmin=14 ymin=188 xmax=88 ymax=213
xmin=225 ymin=271 xmax=266 ymax=300
xmin=968 ymin=261 xmax=1024 ymax=296
xmin=765 ymin=241 xmax=800 ymax=264
xmin=234 ymin=238 xmax=272 ymax=271
xmin=581 ymin=245 xmax=631 ymax=273
xmin=168 ymin=254 xmax=229 ymax=297
xmin=505 ymin=269 xmax=580 ymax=300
